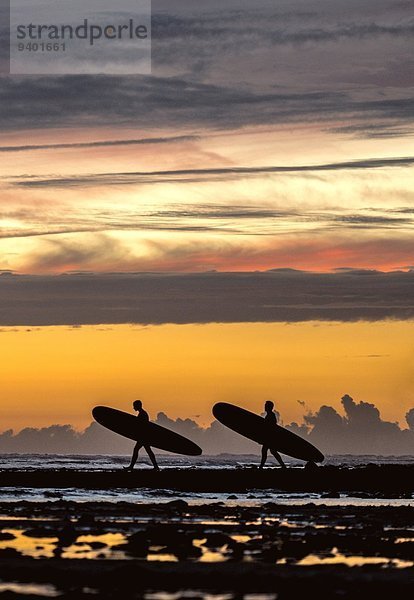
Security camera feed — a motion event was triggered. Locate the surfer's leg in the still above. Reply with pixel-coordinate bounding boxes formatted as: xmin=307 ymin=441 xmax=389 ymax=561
xmin=259 ymin=446 xmax=268 ymax=469
xmin=124 ymin=443 xmax=141 ymax=471
xmin=271 ymin=450 xmax=287 ymax=469
xmin=145 ymin=445 xmax=160 ymax=471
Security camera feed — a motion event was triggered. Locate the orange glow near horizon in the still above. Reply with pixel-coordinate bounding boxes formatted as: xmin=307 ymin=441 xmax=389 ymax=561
xmin=0 ymin=321 xmax=412 ymax=432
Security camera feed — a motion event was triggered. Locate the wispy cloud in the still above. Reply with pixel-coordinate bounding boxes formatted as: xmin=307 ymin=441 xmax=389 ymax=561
xmin=0 ymin=135 xmax=198 ymax=153
xmin=11 ymin=156 xmax=414 ymax=188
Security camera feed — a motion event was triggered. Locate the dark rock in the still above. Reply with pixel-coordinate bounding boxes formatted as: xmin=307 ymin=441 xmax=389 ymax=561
xmin=321 ymin=491 xmax=341 ymax=499
xmin=0 ymin=531 xmax=16 ymax=541
xmin=0 ymin=547 xmax=23 ymax=558
xmin=57 ymin=521 xmax=78 ymax=548
xmin=124 ymin=531 xmax=149 ymax=557
xmin=165 ymin=499 xmax=189 ymax=511
xmin=203 ymin=532 xmax=232 ymax=548
xmin=43 ymin=491 xmax=62 ymax=498
xmin=24 ymin=528 xmax=57 ymax=538
xmin=88 ymin=542 xmax=107 ymax=550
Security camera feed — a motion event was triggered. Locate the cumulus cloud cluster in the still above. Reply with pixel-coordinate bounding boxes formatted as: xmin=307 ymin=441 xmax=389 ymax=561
xmin=0 ymin=395 xmax=413 ymax=457
xmin=301 ymin=395 xmax=414 ymax=455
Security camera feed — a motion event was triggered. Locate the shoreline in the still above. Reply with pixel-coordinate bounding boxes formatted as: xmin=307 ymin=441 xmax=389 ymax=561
xmin=1 ymin=465 xmax=414 ymax=493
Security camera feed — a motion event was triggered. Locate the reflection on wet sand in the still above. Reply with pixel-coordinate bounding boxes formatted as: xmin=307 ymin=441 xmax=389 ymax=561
xmin=0 ymin=582 xmax=59 ymax=597
xmin=1 ymin=500 xmax=414 ymax=566
xmin=1 ymin=499 xmax=414 ymax=598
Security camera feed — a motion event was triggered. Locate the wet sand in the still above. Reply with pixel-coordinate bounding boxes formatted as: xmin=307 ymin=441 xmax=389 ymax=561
xmin=1 ymin=464 xmax=414 ymax=493
xmin=0 ymin=498 xmax=413 ymax=598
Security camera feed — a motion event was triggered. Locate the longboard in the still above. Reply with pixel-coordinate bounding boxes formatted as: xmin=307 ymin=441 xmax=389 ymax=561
xmin=93 ymin=406 xmax=202 ymax=456
xmin=213 ymin=402 xmax=324 ymax=463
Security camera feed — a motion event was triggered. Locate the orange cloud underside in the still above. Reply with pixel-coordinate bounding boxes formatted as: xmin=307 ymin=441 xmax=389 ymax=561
xmin=6 ymin=232 xmax=411 ymax=275
xmin=137 ymin=239 xmax=414 ymax=273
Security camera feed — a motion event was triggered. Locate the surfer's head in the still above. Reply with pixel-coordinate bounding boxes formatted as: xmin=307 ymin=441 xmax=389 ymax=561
xmin=265 ymin=400 xmax=274 ymax=413
xmin=133 ymin=399 xmax=143 ymax=412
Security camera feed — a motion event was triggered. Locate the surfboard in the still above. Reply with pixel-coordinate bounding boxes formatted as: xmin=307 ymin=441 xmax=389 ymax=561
xmin=92 ymin=406 xmax=202 ymax=456
xmin=213 ymin=402 xmax=324 ymax=463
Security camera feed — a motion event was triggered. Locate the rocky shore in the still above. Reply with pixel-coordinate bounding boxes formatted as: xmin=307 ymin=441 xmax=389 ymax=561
xmin=1 ymin=464 xmax=414 ymax=493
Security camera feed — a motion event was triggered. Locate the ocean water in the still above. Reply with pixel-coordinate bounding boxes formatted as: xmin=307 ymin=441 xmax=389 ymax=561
xmin=0 ymin=454 xmax=413 ymax=506
xmin=1 ymin=453 xmax=413 ymax=471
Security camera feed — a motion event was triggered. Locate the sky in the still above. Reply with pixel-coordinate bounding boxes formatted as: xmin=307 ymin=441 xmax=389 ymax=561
xmin=0 ymin=1 xmax=413 ymax=446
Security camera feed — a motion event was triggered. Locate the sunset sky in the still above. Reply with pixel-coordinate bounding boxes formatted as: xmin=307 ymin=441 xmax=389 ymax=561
xmin=0 ymin=0 xmax=413 ymax=434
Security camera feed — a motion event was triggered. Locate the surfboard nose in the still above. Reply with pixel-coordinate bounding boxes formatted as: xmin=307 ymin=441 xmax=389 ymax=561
xmin=92 ymin=405 xmax=105 ymax=420
xmin=212 ymin=402 xmax=228 ymax=419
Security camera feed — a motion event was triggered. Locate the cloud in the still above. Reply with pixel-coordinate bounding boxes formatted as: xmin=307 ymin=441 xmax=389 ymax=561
xmin=0 ymin=198 xmax=412 ymax=254
xmin=23 ymin=234 xmax=133 ymax=272
xmin=0 ymin=423 xmax=132 ymax=455
xmin=328 ymin=123 xmax=414 ymax=139
xmin=405 ymin=408 xmax=414 ymax=430
xmin=333 ymin=214 xmax=413 ymax=228
xmin=155 ymin=412 xmax=257 ymax=455
xmin=0 ymin=416 xmax=257 ymax=456
xmin=0 ymin=269 xmax=413 ymax=326
xmin=0 ymin=77 xmax=412 ymax=140
xmin=1 ymin=394 xmax=413 ymax=456
xmin=0 ymin=135 xmax=198 ymax=153
xmin=0 ymin=76 xmax=350 ymax=132
xmin=11 ymin=156 xmax=414 ymax=189
xmin=304 ymin=395 xmax=414 ymax=455
xmin=153 ymin=11 xmax=414 ymax=47
xmin=1 ymin=1 xmax=413 ymax=139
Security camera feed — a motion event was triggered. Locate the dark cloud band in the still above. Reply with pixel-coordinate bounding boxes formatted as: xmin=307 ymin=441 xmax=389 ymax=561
xmin=0 ymin=269 xmax=413 ymax=326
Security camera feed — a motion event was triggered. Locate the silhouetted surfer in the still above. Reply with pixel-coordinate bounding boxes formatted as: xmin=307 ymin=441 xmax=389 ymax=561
xmin=124 ymin=400 xmax=160 ymax=471
xmin=259 ymin=401 xmax=287 ymax=469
